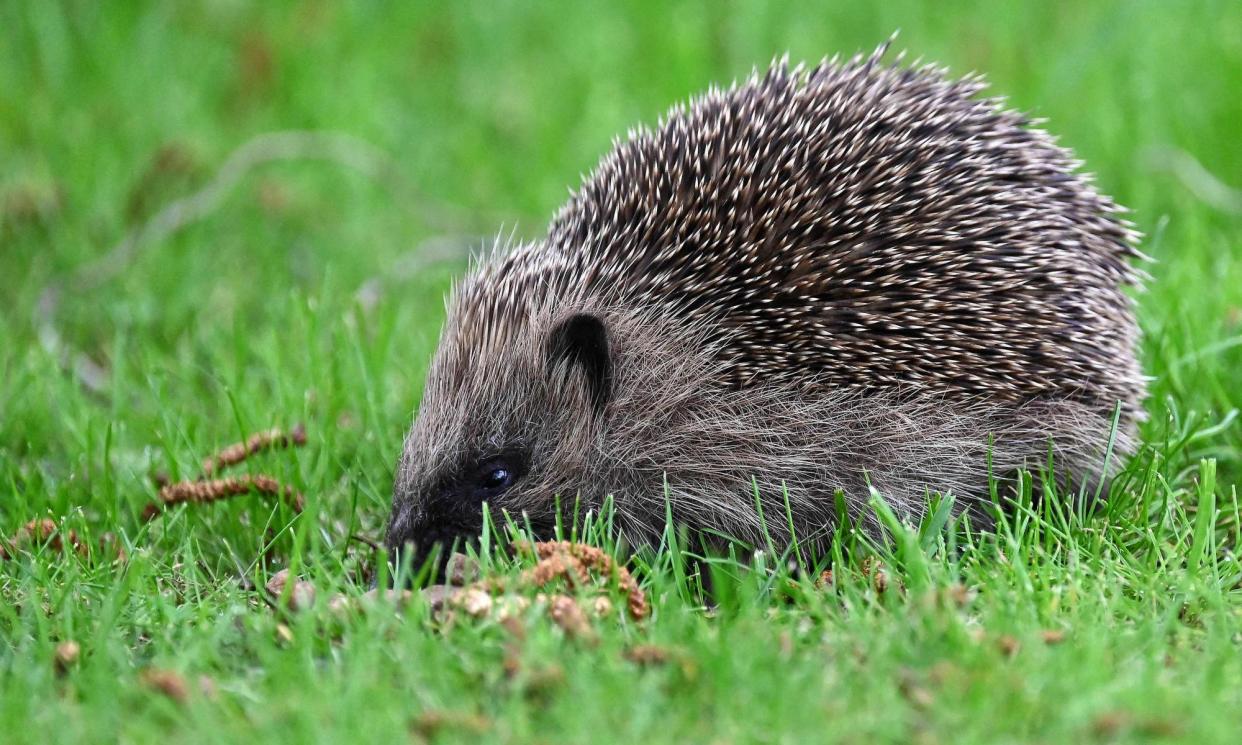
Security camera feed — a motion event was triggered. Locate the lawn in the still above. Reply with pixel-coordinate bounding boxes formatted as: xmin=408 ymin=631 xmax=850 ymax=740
xmin=2 ymin=1 xmax=1241 ymax=742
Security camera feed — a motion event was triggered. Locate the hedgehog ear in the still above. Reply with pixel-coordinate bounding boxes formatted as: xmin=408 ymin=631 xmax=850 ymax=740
xmin=546 ymin=313 xmax=612 ymax=414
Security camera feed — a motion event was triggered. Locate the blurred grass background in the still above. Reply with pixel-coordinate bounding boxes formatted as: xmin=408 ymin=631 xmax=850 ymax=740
xmin=2 ymin=1 xmax=1241 ymax=742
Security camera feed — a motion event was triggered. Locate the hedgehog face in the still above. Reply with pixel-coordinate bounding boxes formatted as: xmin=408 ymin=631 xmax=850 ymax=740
xmin=384 ymin=308 xmax=617 ymax=578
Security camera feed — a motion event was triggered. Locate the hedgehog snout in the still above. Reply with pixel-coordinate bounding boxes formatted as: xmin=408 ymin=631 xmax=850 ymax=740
xmin=383 ymin=495 xmax=476 ymax=586
xmin=384 ymin=448 xmax=534 ymax=585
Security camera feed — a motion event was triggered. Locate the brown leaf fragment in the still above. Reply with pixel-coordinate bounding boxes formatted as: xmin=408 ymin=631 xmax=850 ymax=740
xmin=140 ymin=668 xmax=189 ymax=703
xmin=945 ymin=583 xmax=973 ymax=607
xmin=898 ymin=669 xmax=935 ymax=709
xmin=411 ymin=710 xmax=491 ymax=739
xmin=624 ymin=643 xmax=673 ymax=666
xmin=1091 ymin=710 xmax=1132 ymax=739
xmin=522 ymin=663 xmax=566 ymax=701
xmin=502 ymin=646 xmax=522 ymax=678
xmin=1 ymin=519 xmax=88 ymax=560
xmin=499 ymin=614 xmax=527 ymax=640
xmin=1040 ymin=629 xmax=1067 ymax=645
xmin=1137 ymin=717 xmax=1182 ymax=738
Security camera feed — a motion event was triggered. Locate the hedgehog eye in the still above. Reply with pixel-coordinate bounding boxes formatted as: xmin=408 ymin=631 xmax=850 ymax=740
xmin=473 ymin=457 xmax=522 ymax=495
xmin=480 ymin=467 xmax=514 ymax=491
xmin=465 ymin=453 xmax=527 ymax=501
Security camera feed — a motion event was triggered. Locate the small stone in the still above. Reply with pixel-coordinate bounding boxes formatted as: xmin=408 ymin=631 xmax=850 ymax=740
xmin=496 ymin=595 xmax=531 ymax=621
xmin=445 ymin=553 xmax=480 ymax=586
xmin=54 ymin=640 xmax=80 ymax=674
xmin=265 ymin=570 xmax=290 ymax=594
xmin=265 ymin=569 xmax=315 ymax=612
xmin=459 ymin=588 xmax=493 ymax=618
xmin=364 ymin=587 xmax=417 ymax=608
xmin=548 ymin=595 xmax=592 ymax=638
xmin=420 ymin=584 xmax=458 ymax=612
xmin=328 ymin=594 xmax=357 ymax=615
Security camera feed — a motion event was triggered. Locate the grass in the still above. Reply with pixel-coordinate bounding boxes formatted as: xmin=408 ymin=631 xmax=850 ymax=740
xmin=2 ymin=0 xmax=1241 ymax=742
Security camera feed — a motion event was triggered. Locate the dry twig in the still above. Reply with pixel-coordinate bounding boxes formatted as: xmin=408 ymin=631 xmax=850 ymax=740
xmin=142 ymin=423 xmax=308 ymax=521
xmin=0 ymin=519 xmax=87 ymax=560
xmin=201 ymin=424 xmax=306 ymax=476
xmin=142 ymin=475 xmax=304 ymax=521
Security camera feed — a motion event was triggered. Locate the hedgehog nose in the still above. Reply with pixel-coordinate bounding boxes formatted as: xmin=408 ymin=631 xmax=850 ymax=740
xmin=382 ymin=529 xmax=437 ymax=588
xmin=383 ymin=501 xmax=415 ymax=552
xmin=382 ymin=503 xmax=424 ymax=586
xmin=383 ymin=502 xmax=469 ymax=587
xmin=383 ymin=542 xmax=434 ymax=588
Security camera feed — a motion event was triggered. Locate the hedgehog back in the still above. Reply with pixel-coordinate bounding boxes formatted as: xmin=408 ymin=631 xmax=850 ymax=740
xmin=465 ymin=55 xmax=1145 ymax=423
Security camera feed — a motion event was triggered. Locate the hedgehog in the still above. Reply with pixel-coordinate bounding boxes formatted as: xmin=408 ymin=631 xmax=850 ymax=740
xmin=384 ymin=44 xmax=1145 ymax=568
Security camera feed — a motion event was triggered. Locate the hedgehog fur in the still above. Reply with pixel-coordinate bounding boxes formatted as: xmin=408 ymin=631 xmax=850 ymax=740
xmin=385 ymin=44 xmax=1146 ymax=562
